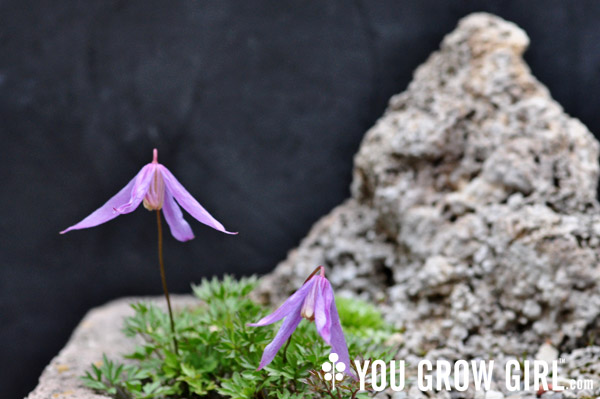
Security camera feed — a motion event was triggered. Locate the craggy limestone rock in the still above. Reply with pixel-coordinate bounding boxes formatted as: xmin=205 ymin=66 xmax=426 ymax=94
xmin=258 ymin=12 xmax=600 ymax=379
xmin=26 ymin=296 xmax=197 ymax=399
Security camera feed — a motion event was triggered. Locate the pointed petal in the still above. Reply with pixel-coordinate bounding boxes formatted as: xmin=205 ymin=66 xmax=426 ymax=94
xmin=159 ymin=165 xmax=237 ymax=234
xmin=328 ymin=296 xmax=356 ymax=380
xmin=248 ymin=278 xmax=317 ymax=327
xmin=60 ymin=171 xmax=140 ymax=234
xmin=314 ymin=277 xmax=333 ymax=344
xmin=162 ymin=192 xmax=194 ymax=241
xmin=257 ymin=309 xmax=303 ymax=370
xmin=113 ymin=164 xmax=155 ymax=214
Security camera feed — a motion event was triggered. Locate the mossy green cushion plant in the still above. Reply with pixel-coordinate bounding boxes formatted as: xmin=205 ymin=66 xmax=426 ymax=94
xmin=82 ymin=276 xmax=398 ymax=398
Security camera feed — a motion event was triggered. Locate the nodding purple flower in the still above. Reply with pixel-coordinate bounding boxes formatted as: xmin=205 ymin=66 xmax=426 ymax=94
xmin=249 ymin=266 xmax=354 ymax=378
xmin=61 ymin=149 xmax=236 ymax=241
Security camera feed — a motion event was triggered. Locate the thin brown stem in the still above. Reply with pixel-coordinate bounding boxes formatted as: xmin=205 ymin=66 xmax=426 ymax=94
xmin=278 ymin=336 xmax=293 ymax=389
xmin=303 ymin=265 xmax=325 ymax=284
xmin=156 ymin=210 xmax=178 ymax=354
xmin=282 ymin=337 xmax=292 ymax=364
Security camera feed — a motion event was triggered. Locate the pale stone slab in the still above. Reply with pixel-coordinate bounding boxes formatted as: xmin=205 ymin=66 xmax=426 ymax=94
xmin=26 ymin=296 xmax=197 ymax=399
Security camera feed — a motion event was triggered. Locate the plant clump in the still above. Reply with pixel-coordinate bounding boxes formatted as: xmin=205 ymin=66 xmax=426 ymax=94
xmin=82 ymin=276 xmax=397 ymax=399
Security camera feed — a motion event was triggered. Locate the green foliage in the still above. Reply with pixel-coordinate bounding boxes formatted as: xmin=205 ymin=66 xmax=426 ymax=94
xmin=335 ymin=297 xmax=385 ymax=332
xmin=81 ymin=276 xmax=398 ymax=398
xmin=335 ymin=296 xmax=398 ymax=348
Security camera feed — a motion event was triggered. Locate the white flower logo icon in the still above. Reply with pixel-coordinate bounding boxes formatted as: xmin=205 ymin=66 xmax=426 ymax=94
xmin=322 ymin=353 xmax=345 ymax=390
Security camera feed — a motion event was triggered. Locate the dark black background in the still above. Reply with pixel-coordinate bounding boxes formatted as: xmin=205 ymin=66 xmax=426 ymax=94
xmin=2 ymin=1 xmax=599 ymax=397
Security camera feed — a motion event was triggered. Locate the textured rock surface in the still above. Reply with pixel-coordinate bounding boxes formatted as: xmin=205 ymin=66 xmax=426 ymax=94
xmin=258 ymin=13 xmax=600 ymax=396
xmin=26 ymin=296 xmax=197 ymax=399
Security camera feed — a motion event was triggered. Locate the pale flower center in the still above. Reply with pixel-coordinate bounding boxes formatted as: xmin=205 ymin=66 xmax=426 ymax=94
xmin=300 ymin=278 xmax=320 ymax=321
xmin=143 ymin=170 xmax=165 ymax=211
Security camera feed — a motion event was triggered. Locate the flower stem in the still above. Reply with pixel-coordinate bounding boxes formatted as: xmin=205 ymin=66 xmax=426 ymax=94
xmin=303 ymin=265 xmax=325 ymax=284
xmin=282 ymin=337 xmax=292 ymax=364
xmin=280 ymin=337 xmax=292 ymax=389
xmin=156 ymin=210 xmax=178 ymax=354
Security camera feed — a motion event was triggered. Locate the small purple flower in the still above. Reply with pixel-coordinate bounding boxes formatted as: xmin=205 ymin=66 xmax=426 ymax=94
xmin=61 ymin=149 xmax=236 ymax=241
xmin=249 ymin=266 xmax=354 ymax=378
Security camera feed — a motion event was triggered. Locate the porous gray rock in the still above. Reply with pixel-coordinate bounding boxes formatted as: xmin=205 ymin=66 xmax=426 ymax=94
xmin=257 ymin=12 xmax=600 ymax=396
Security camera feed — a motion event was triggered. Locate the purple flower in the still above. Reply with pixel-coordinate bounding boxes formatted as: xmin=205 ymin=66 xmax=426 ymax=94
xmin=61 ymin=149 xmax=236 ymax=241
xmin=249 ymin=266 xmax=354 ymax=378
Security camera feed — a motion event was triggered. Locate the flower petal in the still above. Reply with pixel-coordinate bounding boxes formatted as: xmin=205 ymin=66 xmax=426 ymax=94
xmin=328 ymin=296 xmax=356 ymax=380
xmin=314 ymin=277 xmax=333 ymax=344
xmin=60 ymin=166 xmax=147 ymax=234
xmin=159 ymin=165 xmax=237 ymax=234
xmin=113 ymin=164 xmax=155 ymax=214
xmin=162 ymin=192 xmax=194 ymax=241
xmin=248 ymin=277 xmax=317 ymax=327
xmin=257 ymin=308 xmax=303 ymax=370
